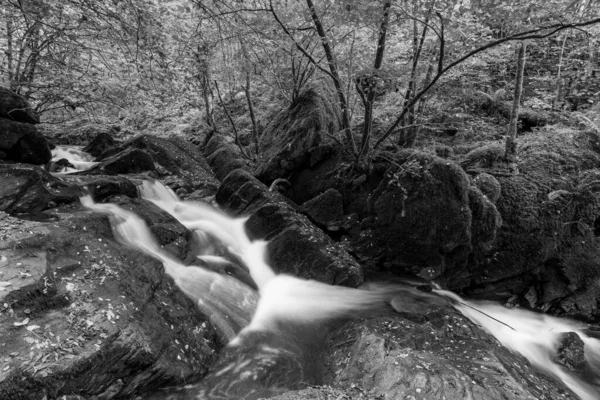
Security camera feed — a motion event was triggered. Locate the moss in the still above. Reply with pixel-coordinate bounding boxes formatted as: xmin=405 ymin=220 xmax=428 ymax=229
xmin=460 ymin=143 xmax=504 ymax=170
xmin=473 ymin=173 xmax=501 ymax=203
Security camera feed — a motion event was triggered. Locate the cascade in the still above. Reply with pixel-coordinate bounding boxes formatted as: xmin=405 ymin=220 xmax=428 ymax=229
xmin=50 ymin=146 xmax=99 ymax=173
xmin=54 ymin=145 xmax=600 ymax=399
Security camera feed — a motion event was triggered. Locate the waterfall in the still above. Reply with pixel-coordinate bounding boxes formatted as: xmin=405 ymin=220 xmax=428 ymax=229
xmin=51 ymin=146 xmax=98 ymax=172
xmin=437 ymin=290 xmax=600 ymax=400
xmin=52 ymin=140 xmax=599 ymax=398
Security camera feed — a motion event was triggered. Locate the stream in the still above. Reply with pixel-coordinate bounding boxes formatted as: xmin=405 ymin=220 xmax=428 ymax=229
xmin=52 ymin=146 xmax=600 ymax=400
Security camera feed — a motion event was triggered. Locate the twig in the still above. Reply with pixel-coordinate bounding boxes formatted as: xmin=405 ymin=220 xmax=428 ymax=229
xmin=214 ymin=80 xmax=251 ymax=160
xmin=457 ymin=301 xmax=516 ymax=331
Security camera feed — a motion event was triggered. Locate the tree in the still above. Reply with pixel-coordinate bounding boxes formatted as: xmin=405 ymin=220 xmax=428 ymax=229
xmin=504 ymin=41 xmax=526 ymax=170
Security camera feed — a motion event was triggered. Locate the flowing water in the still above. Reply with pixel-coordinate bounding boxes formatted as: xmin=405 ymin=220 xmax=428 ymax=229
xmin=53 ymin=146 xmax=600 ymax=399
xmin=50 ymin=146 xmax=98 ymax=173
xmin=437 ymin=290 xmax=600 ymax=400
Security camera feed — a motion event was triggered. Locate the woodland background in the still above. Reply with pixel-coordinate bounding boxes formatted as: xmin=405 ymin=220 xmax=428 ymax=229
xmin=2 ymin=0 xmax=599 ymax=157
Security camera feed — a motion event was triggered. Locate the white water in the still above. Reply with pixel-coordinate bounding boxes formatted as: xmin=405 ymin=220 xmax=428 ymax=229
xmin=138 ymin=181 xmax=275 ymax=289
xmin=79 ymin=177 xmax=600 ymax=399
xmin=51 ymin=146 xmax=98 ymax=173
xmin=80 ymin=195 xmax=258 ymax=342
xmin=438 ymin=290 xmax=600 ymax=400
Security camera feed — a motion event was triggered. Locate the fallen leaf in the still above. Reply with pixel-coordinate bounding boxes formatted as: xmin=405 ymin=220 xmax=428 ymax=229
xmin=14 ymin=318 xmax=30 ymax=326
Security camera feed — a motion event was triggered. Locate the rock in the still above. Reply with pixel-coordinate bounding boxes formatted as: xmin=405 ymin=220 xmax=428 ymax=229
xmin=434 ymin=144 xmax=454 ymax=158
xmin=0 ymin=208 xmax=220 ymax=399
xmin=0 ymin=164 xmax=80 ymax=214
xmin=216 ymin=169 xmax=362 ymax=286
xmin=460 ymin=143 xmax=504 ymax=171
xmin=110 ymin=196 xmax=192 ymax=260
xmin=473 ymin=172 xmax=501 ymax=203
xmin=367 ymin=150 xmax=474 ymax=281
xmin=299 ymin=189 xmax=344 ymax=230
xmin=461 ymin=126 xmax=600 ymax=320
xmin=326 ymin=311 xmax=579 ymax=400
xmin=202 ymin=134 xmax=252 ymax=182
xmin=0 ymin=119 xmax=51 ymax=164
xmin=555 ymin=332 xmax=585 ymax=371
xmin=47 ymin=124 xmax=122 ymax=146
xmin=167 ymin=135 xmax=212 ymax=173
xmin=83 ymin=131 xmax=116 ymax=157
xmin=98 ymin=134 xmax=218 ymax=192
xmin=0 ymin=87 xmax=40 ymax=124
xmin=60 ymin=174 xmax=138 ymax=202
xmin=255 ymin=84 xmax=341 ymax=184
xmin=468 ymin=186 xmax=502 ymax=247
xmin=45 ymin=157 xmax=75 ymax=173
xmin=93 ymin=147 xmax=156 ymax=174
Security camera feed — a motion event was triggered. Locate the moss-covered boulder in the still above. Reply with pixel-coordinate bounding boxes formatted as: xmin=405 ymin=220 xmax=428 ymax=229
xmin=0 ymin=119 xmax=51 ymax=164
xmin=0 ymin=87 xmax=39 ymax=124
xmin=461 ymin=125 xmax=600 ymax=320
xmin=255 ymin=83 xmax=342 ymax=188
xmin=365 ymin=150 xmax=501 ymax=285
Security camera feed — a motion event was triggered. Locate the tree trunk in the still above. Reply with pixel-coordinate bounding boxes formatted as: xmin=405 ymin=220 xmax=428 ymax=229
xmin=244 ymin=69 xmax=259 ymax=157
xmin=358 ymin=0 xmax=391 ymax=160
xmin=305 ymin=0 xmax=356 ymax=153
xmin=6 ymin=11 xmax=14 ymax=89
xmin=553 ymin=33 xmax=569 ymax=110
xmin=504 ymin=42 xmax=526 ymax=169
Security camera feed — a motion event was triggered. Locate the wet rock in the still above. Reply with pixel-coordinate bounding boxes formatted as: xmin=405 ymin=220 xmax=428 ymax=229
xmin=83 ymin=131 xmax=116 ymax=157
xmin=0 ymin=119 xmax=51 ymax=164
xmin=0 ymin=208 xmax=219 ymax=399
xmin=326 ymin=311 xmax=580 ymax=400
xmin=555 ymin=332 xmax=585 ymax=371
xmin=61 ymin=174 xmax=138 ymax=202
xmin=93 ymin=147 xmax=156 ymax=174
xmin=45 ymin=157 xmax=75 ymax=173
xmin=299 ymin=188 xmax=344 ymax=230
xmin=216 ymin=169 xmax=362 ymax=286
xmin=255 ymin=84 xmax=341 ymax=185
xmin=98 ymin=134 xmax=217 ymax=192
xmin=0 ymin=164 xmax=80 ymax=214
xmin=109 ymin=196 xmax=192 ymax=260
xmin=0 ymin=87 xmax=40 ymax=124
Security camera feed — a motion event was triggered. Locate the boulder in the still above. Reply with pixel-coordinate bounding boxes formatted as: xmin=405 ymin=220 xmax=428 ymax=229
xmin=93 ymin=147 xmax=156 ymax=174
xmin=202 ymin=134 xmax=253 ymax=182
xmin=0 ymin=209 xmax=220 ymax=399
xmin=98 ymin=134 xmax=218 ymax=192
xmin=460 ymin=126 xmax=600 ymax=320
xmin=0 ymin=87 xmax=40 ymax=124
xmin=255 ymin=84 xmax=341 ymax=185
xmin=473 ymin=172 xmax=501 ymax=203
xmin=0 ymin=119 xmax=51 ymax=164
xmin=0 ymin=164 xmax=80 ymax=214
xmin=82 ymin=131 xmax=116 ymax=157
xmin=299 ymin=188 xmax=344 ymax=230
xmin=59 ymin=174 xmax=138 ymax=203
xmin=325 ymin=312 xmax=580 ymax=400
xmin=110 ymin=196 xmax=192 ymax=261
xmin=555 ymin=332 xmax=586 ymax=371
xmin=216 ymin=169 xmax=362 ymax=286
xmin=367 ymin=150 xmax=475 ymax=281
